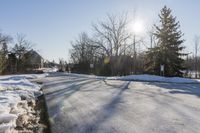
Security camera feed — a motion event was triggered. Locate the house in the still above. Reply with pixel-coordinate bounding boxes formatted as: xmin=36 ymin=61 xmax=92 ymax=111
xmin=23 ymin=49 xmax=43 ymax=70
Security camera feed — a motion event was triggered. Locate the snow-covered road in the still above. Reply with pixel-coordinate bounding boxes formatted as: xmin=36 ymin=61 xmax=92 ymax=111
xmin=41 ymin=75 xmax=200 ymax=133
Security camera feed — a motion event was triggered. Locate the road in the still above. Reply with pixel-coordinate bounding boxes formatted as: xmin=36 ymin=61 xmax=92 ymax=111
xmin=39 ymin=74 xmax=200 ymax=133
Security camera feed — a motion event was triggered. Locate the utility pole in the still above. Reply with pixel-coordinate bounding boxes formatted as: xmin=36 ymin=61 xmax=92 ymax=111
xmin=150 ymin=32 xmax=153 ymax=49
xmin=194 ymin=36 xmax=199 ymax=78
xmin=133 ymin=35 xmax=137 ymax=74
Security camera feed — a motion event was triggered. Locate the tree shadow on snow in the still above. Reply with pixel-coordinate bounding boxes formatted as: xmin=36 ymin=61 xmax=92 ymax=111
xmin=81 ymin=81 xmax=130 ymax=132
xmin=44 ymin=79 xmax=101 ymax=119
xmin=145 ymin=82 xmax=200 ymax=98
xmin=43 ymin=79 xmax=131 ymax=132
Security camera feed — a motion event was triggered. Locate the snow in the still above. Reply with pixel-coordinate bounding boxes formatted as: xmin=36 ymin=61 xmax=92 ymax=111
xmin=0 ymin=72 xmax=196 ymax=132
xmin=0 ymin=73 xmax=48 ymax=80
xmin=0 ymin=74 xmax=45 ymax=132
xmin=62 ymin=73 xmax=200 ymax=83
xmin=108 ymin=74 xmax=200 ymax=83
xmin=38 ymin=67 xmax=58 ymax=73
xmin=43 ymin=74 xmax=200 ymax=133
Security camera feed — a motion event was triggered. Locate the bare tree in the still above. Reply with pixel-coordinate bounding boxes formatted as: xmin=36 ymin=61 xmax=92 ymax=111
xmin=0 ymin=32 xmax=12 ymax=46
xmin=147 ymin=26 xmax=157 ymax=49
xmin=70 ymin=32 xmax=95 ymax=63
xmin=12 ymin=34 xmax=33 ymax=58
xmin=92 ymin=13 xmax=132 ymax=57
xmin=91 ymin=14 xmax=133 ymax=75
xmin=69 ymin=13 xmax=147 ymax=75
xmin=70 ymin=32 xmax=97 ymax=73
xmin=12 ymin=34 xmax=34 ymax=72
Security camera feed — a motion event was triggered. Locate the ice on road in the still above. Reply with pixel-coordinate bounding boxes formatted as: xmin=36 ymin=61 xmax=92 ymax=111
xmin=41 ymin=75 xmax=200 ymax=133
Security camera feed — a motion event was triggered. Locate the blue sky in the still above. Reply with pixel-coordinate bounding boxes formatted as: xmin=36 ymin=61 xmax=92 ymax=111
xmin=0 ymin=0 xmax=199 ymax=62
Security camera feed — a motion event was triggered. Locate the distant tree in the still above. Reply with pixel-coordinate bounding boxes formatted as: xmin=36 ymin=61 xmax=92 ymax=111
xmin=71 ymin=32 xmax=91 ymax=63
xmin=12 ymin=34 xmax=33 ymax=72
xmin=59 ymin=58 xmax=66 ymax=72
xmin=7 ymin=52 xmax=17 ymax=74
xmin=0 ymin=43 xmax=8 ymax=74
xmin=145 ymin=46 xmax=161 ymax=74
xmin=0 ymin=32 xmax=12 ymax=74
xmin=145 ymin=6 xmax=185 ymax=77
xmin=92 ymin=13 xmax=132 ymax=75
xmin=0 ymin=32 xmax=12 ymax=45
xmin=92 ymin=14 xmax=131 ymax=57
xmin=70 ymin=32 xmax=97 ymax=73
xmin=12 ymin=34 xmax=32 ymax=58
xmin=184 ymin=55 xmax=200 ymax=78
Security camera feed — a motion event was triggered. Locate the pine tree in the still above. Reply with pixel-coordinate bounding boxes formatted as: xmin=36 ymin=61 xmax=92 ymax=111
xmin=0 ymin=43 xmax=8 ymax=74
xmin=145 ymin=6 xmax=185 ymax=77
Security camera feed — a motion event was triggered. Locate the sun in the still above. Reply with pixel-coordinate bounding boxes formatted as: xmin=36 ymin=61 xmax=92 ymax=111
xmin=131 ymin=20 xmax=144 ymax=35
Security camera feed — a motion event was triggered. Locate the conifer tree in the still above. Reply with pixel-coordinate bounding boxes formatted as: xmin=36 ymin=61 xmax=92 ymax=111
xmin=145 ymin=6 xmax=185 ymax=77
xmin=0 ymin=43 xmax=8 ymax=74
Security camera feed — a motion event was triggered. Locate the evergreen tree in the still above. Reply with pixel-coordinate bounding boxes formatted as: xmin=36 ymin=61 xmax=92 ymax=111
xmin=0 ymin=43 xmax=8 ymax=74
xmin=145 ymin=6 xmax=185 ymax=77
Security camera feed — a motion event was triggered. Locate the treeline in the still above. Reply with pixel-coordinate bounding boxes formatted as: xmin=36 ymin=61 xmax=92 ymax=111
xmin=70 ymin=6 xmax=190 ymax=77
xmin=0 ymin=33 xmax=41 ymax=74
xmin=69 ymin=13 xmax=146 ymax=76
xmin=185 ymin=56 xmax=200 ymax=78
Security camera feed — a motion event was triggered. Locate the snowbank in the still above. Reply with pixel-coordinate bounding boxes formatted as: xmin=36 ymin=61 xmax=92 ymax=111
xmin=65 ymin=73 xmax=105 ymax=79
xmin=62 ymin=73 xmax=200 ymax=83
xmin=38 ymin=67 xmax=58 ymax=73
xmin=107 ymin=74 xmax=200 ymax=83
xmin=0 ymin=73 xmax=48 ymax=80
xmin=0 ymin=74 xmax=43 ymax=132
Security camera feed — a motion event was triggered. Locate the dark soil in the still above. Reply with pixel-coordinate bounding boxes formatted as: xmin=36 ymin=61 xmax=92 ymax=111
xmin=35 ymin=94 xmax=51 ymax=133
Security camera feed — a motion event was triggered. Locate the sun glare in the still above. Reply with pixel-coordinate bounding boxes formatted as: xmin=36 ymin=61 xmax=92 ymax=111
xmin=131 ymin=20 xmax=144 ymax=35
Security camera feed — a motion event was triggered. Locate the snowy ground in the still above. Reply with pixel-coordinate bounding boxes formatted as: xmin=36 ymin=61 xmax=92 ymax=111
xmin=40 ymin=74 xmax=200 ymax=133
xmin=37 ymin=67 xmax=58 ymax=73
xmin=1 ymin=72 xmax=200 ymax=132
xmin=50 ymin=73 xmax=200 ymax=83
xmin=0 ymin=74 xmax=46 ymax=133
xmin=108 ymin=74 xmax=200 ymax=83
